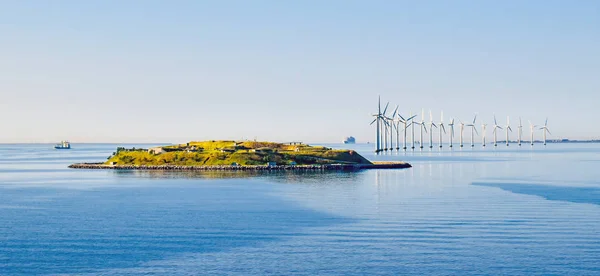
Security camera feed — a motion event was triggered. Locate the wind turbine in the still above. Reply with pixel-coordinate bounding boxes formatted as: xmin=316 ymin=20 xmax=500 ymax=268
xmin=518 ymin=117 xmax=523 ymax=146
xmin=399 ymin=113 xmax=417 ymax=150
xmin=388 ymin=106 xmax=399 ymax=150
xmin=529 ymin=120 xmax=537 ymax=146
xmin=492 ymin=115 xmax=503 ymax=147
xmin=417 ymin=109 xmax=427 ymax=149
xmin=540 ymin=118 xmax=551 ymax=145
xmin=505 ymin=116 xmax=512 ymax=146
xmin=382 ymin=103 xmax=390 ymax=151
xmin=411 ymin=112 xmax=417 ymax=149
xmin=369 ymin=96 xmax=386 ymax=152
xmin=428 ymin=110 xmax=437 ymax=149
xmin=466 ymin=114 xmax=478 ymax=147
xmin=459 ymin=120 xmax=465 ymax=147
xmin=482 ymin=123 xmax=487 ymax=147
xmin=448 ymin=118 xmax=455 ymax=148
xmin=438 ymin=111 xmax=446 ymax=148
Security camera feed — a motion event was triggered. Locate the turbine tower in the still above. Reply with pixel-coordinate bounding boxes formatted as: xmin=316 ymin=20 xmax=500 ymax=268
xmin=529 ymin=120 xmax=537 ymax=146
xmin=448 ymin=118 xmax=455 ymax=148
xmin=428 ymin=110 xmax=437 ymax=149
xmin=540 ymin=118 xmax=551 ymax=145
xmin=505 ymin=116 xmax=512 ymax=146
xmin=389 ymin=106 xmax=399 ymax=150
xmin=459 ymin=120 xmax=465 ymax=147
xmin=518 ymin=117 xmax=523 ymax=146
xmin=369 ymin=96 xmax=385 ymax=152
xmin=482 ymin=123 xmax=487 ymax=147
xmin=417 ymin=109 xmax=427 ymax=149
xmin=382 ymin=103 xmax=390 ymax=151
xmin=493 ymin=115 xmax=503 ymax=147
xmin=411 ymin=112 xmax=417 ymax=149
xmin=439 ymin=111 xmax=446 ymax=148
xmin=466 ymin=114 xmax=478 ymax=147
xmin=399 ymin=113 xmax=416 ymax=150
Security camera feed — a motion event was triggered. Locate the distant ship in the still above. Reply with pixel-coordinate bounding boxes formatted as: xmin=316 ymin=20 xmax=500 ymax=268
xmin=55 ymin=141 xmax=71 ymax=149
xmin=343 ymin=136 xmax=356 ymax=144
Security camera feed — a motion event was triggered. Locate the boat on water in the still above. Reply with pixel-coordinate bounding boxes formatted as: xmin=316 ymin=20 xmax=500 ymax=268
xmin=343 ymin=136 xmax=356 ymax=144
xmin=55 ymin=141 xmax=71 ymax=149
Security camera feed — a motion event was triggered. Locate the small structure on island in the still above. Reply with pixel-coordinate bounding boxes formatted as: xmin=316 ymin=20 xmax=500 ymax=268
xmin=267 ymin=162 xmax=277 ymax=167
xmin=148 ymin=147 xmax=165 ymax=155
xmin=289 ymin=161 xmax=297 ymax=166
xmin=231 ymin=162 xmax=239 ymax=166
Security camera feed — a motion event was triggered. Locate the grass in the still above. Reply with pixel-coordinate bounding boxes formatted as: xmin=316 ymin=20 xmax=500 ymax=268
xmin=106 ymin=140 xmax=371 ymax=166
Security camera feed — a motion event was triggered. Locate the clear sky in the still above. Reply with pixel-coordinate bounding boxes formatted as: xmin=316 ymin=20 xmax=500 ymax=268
xmin=1 ymin=0 xmax=598 ymax=143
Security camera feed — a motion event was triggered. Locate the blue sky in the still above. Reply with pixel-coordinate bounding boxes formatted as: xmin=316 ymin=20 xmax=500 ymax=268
xmin=1 ymin=0 xmax=598 ymax=143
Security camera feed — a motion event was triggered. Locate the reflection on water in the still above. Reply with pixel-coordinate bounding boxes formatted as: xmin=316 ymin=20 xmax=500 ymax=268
xmin=112 ymin=169 xmax=364 ymax=184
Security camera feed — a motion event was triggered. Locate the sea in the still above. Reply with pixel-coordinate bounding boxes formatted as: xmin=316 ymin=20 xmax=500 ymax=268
xmin=1 ymin=143 xmax=599 ymax=275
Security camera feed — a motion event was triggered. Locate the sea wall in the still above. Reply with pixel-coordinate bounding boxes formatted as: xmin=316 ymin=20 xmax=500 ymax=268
xmin=68 ymin=162 xmax=411 ymax=171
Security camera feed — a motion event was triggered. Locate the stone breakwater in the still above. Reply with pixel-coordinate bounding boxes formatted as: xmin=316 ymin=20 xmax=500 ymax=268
xmin=68 ymin=162 xmax=411 ymax=171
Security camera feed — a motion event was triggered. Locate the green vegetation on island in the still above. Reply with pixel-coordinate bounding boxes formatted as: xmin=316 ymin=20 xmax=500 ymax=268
xmin=105 ymin=141 xmax=372 ymax=166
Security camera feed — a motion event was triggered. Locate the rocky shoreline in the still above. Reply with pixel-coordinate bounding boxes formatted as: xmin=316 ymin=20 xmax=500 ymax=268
xmin=68 ymin=162 xmax=411 ymax=171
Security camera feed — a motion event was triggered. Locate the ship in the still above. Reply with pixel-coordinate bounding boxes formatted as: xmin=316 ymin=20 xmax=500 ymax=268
xmin=55 ymin=141 xmax=71 ymax=149
xmin=343 ymin=136 xmax=356 ymax=144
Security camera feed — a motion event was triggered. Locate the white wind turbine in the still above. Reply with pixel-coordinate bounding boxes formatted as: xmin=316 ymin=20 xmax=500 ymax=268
xmin=540 ymin=118 xmax=551 ymax=145
xmin=399 ymin=113 xmax=417 ymax=150
xmin=493 ymin=115 xmax=503 ymax=147
xmin=505 ymin=116 xmax=512 ymax=146
xmin=417 ymin=109 xmax=427 ymax=149
xmin=411 ymin=112 xmax=417 ymax=149
xmin=482 ymin=123 xmax=487 ymax=147
xmin=529 ymin=120 xmax=537 ymax=146
xmin=518 ymin=117 xmax=523 ymax=146
xmin=428 ymin=110 xmax=438 ymax=149
xmin=466 ymin=114 xmax=478 ymax=147
xmin=389 ymin=106 xmax=399 ymax=150
xmin=438 ymin=111 xmax=446 ymax=148
xmin=369 ymin=96 xmax=386 ymax=152
xmin=448 ymin=118 xmax=455 ymax=148
xmin=382 ymin=103 xmax=390 ymax=151
xmin=459 ymin=120 xmax=465 ymax=147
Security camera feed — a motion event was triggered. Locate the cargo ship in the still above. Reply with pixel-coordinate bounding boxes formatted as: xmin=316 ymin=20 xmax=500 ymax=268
xmin=55 ymin=141 xmax=71 ymax=149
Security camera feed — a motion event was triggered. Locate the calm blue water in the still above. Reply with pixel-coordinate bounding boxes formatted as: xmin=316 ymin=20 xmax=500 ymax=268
xmin=1 ymin=143 xmax=600 ymax=275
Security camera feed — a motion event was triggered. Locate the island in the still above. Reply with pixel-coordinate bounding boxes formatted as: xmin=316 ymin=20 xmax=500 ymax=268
xmin=69 ymin=140 xmax=411 ymax=171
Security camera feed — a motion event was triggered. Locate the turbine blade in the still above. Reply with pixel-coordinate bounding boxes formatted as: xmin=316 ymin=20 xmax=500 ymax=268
xmin=546 ymin=128 xmax=552 ymax=135
xmin=441 ymin=125 xmax=446 ymax=133
xmin=399 ymin=114 xmax=406 ymax=121
xmin=370 ymin=118 xmax=377 ymax=125
xmin=408 ymin=115 xmax=417 ymax=121
xmin=545 ymin=117 xmax=548 ymax=126
xmin=383 ymin=102 xmax=389 ymax=115
xmin=474 ymin=127 xmax=479 ymax=135
xmin=392 ymin=105 xmax=398 ymax=118
xmin=494 ymin=115 xmax=497 ymax=125
xmin=473 ymin=114 xmax=477 ymax=124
